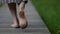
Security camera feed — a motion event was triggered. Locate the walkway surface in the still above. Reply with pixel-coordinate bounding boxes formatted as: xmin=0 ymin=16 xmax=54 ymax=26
xmin=0 ymin=0 xmax=51 ymax=34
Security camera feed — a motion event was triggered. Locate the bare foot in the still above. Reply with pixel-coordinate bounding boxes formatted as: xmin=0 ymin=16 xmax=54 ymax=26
xmin=20 ymin=18 xmax=28 ymax=29
xmin=11 ymin=19 xmax=20 ymax=28
xmin=19 ymin=11 xmax=28 ymax=29
xmin=11 ymin=24 xmax=20 ymax=28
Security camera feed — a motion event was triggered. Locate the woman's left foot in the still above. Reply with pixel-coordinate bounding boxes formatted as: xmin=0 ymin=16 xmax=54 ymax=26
xmin=11 ymin=19 xmax=20 ymax=28
xmin=11 ymin=23 xmax=20 ymax=28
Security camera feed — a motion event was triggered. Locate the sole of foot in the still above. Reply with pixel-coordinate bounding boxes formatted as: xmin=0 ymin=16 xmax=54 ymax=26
xmin=19 ymin=11 xmax=28 ymax=29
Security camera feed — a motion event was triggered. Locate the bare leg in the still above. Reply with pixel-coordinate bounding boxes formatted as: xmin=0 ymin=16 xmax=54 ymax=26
xmin=8 ymin=3 xmax=20 ymax=28
xmin=18 ymin=2 xmax=28 ymax=29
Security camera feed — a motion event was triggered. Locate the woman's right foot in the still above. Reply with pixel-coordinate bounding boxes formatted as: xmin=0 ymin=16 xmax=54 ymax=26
xmin=19 ymin=11 xmax=28 ymax=29
xmin=19 ymin=18 xmax=28 ymax=29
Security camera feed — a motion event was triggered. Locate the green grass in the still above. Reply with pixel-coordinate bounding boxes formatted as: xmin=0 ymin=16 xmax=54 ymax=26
xmin=0 ymin=3 xmax=3 ymax=7
xmin=31 ymin=0 xmax=60 ymax=34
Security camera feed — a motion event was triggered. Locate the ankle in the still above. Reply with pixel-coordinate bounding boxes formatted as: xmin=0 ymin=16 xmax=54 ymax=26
xmin=19 ymin=11 xmax=25 ymax=18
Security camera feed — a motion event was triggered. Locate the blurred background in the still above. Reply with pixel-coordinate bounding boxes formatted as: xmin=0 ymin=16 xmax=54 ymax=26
xmin=31 ymin=0 xmax=60 ymax=34
xmin=0 ymin=0 xmax=60 ymax=34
